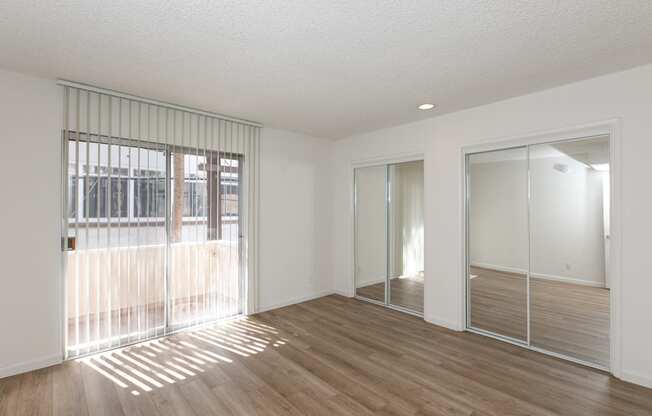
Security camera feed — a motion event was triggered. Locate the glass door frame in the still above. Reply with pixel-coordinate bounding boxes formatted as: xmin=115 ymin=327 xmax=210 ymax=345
xmin=61 ymin=132 xmax=246 ymax=358
xmin=462 ymin=123 xmax=619 ymax=373
xmin=352 ymin=154 xmax=425 ymax=318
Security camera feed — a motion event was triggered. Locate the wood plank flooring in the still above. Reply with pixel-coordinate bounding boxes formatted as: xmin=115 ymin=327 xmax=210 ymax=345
xmin=470 ymin=266 xmax=610 ymax=367
xmin=1 ymin=295 xmax=647 ymax=416
xmin=469 ymin=267 xmax=528 ymax=341
xmin=356 ymin=275 xmax=424 ymax=313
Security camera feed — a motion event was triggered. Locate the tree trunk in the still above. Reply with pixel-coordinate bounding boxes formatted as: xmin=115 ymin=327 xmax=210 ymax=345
xmin=172 ymin=151 xmax=184 ymax=242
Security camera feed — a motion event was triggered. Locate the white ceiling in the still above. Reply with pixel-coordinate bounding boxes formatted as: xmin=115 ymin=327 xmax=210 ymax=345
xmin=1 ymin=1 xmax=652 ymax=139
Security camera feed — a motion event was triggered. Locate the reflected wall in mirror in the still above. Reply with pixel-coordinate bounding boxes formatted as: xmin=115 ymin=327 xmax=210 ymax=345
xmin=467 ymin=147 xmax=528 ymax=341
xmin=388 ymin=160 xmax=424 ymax=313
xmin=529 ymin=136 xmax=610 ymax=367
xmin=354 ymin=165 xmax=387 ymax=303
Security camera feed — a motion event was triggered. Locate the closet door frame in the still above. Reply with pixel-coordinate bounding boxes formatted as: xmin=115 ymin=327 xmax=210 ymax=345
xmin=461 ymin=119 xmax=621 ymax=375
xmin=351 ymin=153 xmax=425 ymax=318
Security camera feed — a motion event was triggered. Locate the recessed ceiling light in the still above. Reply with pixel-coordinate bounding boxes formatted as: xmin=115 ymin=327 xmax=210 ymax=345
xmin=418 ymin=103 xmax=435 ymax=110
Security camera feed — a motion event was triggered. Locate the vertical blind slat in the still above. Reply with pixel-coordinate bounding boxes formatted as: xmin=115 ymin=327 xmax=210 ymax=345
xmin=107 ymin=95 xmax=113 ymax=350
xmin=95 ymin=93 xmax=101 ymax=353
xmin=75 ymin=89 xmax=80 ymax=356
xmin=62 ymin=86 xmax=70 ymax=357
xmin=127 ymin=100 xmax=133 ymax=343
xmin=117 ymin=98 xmax=123 ymax=346
xmin=84 ymin=91 xmax=91 ymax=356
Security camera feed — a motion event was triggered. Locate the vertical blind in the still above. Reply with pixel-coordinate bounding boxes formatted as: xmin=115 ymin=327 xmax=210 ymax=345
xmin=61 ymin=82 xmax=260 ymax=358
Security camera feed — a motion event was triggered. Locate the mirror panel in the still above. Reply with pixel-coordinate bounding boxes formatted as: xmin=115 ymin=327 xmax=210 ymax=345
xmin=467 ymin=147 xmax=528 ymax=342
xmin=529 ymin=136 xmax=610 ymax=367
xmin=388 ymin=160 xmax=424 ymax=313
xmin=354 ymin=165 xmax=387 ymax=303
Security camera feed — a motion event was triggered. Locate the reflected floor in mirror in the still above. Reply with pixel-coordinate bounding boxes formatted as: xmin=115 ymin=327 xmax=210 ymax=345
xmin=356 ymin=274 xmax=424 ymax=313
xmin=0 ymin=295 xmax=646 ymax=416
xmin=470 ymin=266 xmax=610 ymax=367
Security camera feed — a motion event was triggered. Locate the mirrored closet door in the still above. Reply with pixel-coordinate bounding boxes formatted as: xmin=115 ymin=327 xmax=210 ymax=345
xmin=355 ymin=160 xmax=424 ymax=315
xmin=529 ymin=136 xmax=611 ymax=367
xmin=466 ymin=135 xmax=611 ymax=369
xmin=354 ymin=165 xmax=387 ymax=304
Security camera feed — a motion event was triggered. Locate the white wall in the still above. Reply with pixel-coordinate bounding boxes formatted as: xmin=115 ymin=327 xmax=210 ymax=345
xmin=332 ymin=63 xmax=652 ymax=388
xmin=0 ymin=70 xmax=62 ymax=377
xmin=258 ymin=128 xmax=333 ymax=311
xmin=0 ymin=68 xmax=334 ymax=377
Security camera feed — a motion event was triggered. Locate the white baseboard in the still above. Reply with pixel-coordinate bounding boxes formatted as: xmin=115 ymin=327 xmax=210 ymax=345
xmin=356 ymin=276 xmax=386 ymax=287
xmin=530 ymin=272 xmax=604 ymax=288
xmin=620 ymin=370 xmax=652 ymax=389
xmin=333 ymin=289 xmax=353 ymax=297
xmin=471 ymin=262 xmax=527 ymax=276
xmin=357 ymin=276 xmax=405 ymax=288
xmin=0 ymin=353 xmax=62 ymax=379
xmin=470 ymin=262 xmax=604 ymax=287
xmin=425 ymin=315 xmax=463 ymax=332
xmin=256 ymin=290 xmax=335 ymax=313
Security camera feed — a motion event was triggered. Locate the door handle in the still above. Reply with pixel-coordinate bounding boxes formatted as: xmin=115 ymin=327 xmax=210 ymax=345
xmin=62 ymin=236 xmax=76 ymax=251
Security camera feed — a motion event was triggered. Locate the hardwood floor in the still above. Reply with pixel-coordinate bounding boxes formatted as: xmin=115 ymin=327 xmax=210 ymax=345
xmin=470 ymin=266 xmax=610 ymax=367
xmin=469 ymin=267 xmax=528 ymax=341
xmin=356 ymin=275 xmax=424 ymax=313
xmin=1 ymin=295 xmax=647 ymax=416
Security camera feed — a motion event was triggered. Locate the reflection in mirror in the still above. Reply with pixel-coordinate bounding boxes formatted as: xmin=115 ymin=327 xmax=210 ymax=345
xmin=529 ymin=136 xmax=610 ymax=367
xmin=388 ymin=160 xmax=424 ymax=313
xmin=354 ymin=165 xmax=387 ymax=303
xmin=468 ymin=147 xmax=528 ymax=341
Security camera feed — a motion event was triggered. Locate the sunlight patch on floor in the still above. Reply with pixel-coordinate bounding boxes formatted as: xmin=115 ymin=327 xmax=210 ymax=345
xmin=77 ymin=318 xmax=287 ymax=393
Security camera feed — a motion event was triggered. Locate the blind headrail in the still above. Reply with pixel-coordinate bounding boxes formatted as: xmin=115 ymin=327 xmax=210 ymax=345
xmin=57 ymin=79 xmax=263 ymax=128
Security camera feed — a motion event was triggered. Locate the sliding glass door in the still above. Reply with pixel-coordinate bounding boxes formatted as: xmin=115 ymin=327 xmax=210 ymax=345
xmin=62 ymin=86 xmax=259 ymax=358
xmin=466 ymin=135 xmax=611 ymax=368
xmin=354 ymin=160 xmax=424 ymax=315
xmin=168 ymin=147 xmax=242 ymax=330
xmin=65 ymin=136 xmax=168 ymax=356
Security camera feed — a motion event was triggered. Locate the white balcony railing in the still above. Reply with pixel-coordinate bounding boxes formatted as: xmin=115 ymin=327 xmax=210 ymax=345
xmin=65 ymin=240 xmax=241 ymax=354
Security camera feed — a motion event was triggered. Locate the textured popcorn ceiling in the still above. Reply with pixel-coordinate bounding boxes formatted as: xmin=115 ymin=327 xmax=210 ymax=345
xmin=1 ymin=1 xmax=652 ymax=139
